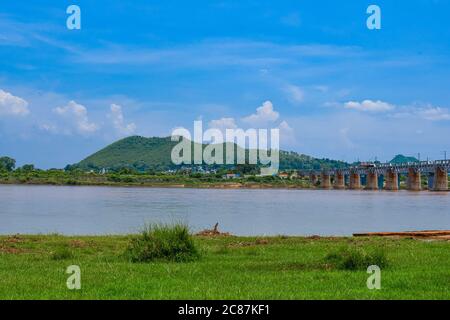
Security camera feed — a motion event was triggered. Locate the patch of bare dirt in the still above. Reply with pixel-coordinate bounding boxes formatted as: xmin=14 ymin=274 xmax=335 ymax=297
xmin=69 ymin=240 xmax=89 ymax=248
xmin=0 ymin=245 xmax=25 ymax=254
xmin=196 ymin=223 xmax=232 ymax=237
xmin=354 ymin=230 xmax=450 ymax=241
xmin=305 ymin=235 xmax=343 ymax=241
xmin=5 ymin=234 xmax=23 ymax=243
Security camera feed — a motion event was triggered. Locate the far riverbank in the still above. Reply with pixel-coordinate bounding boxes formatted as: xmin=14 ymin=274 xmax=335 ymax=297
xmin=1 ymin=170 xmax=447 ymax=191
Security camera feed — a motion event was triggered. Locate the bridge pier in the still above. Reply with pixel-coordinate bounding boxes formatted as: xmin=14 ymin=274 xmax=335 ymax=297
xmin=349 ymin=173 xmax=361 ymax=189
xmin=320 ymin=173 xmax=332 ymax=189
xmin=433 ymin=167 xmax=448 ymax=191
xmin=385 ymin=170 xmax=399 ymax=191
xmin=365 ymin=172 xmax=378 ymax=190
xmin=334 ymin=172 xmax=345 ymax=189
xmin=300 ymin=160 xmax=449 ymax=192
xmin=407 ymin=168 xmax=421 ymax=191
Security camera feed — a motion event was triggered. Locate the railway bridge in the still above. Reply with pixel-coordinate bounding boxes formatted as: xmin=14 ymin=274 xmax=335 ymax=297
xmin=299 ymin=160 xmax=450 ymax=191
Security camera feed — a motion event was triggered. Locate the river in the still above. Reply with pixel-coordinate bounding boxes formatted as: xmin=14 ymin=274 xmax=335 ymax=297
xmin=1 ymin=185 xmax=449 ymax=236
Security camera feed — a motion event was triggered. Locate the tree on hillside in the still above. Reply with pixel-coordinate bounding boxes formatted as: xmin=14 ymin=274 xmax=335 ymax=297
xmin=20 ymin=164 xmax=35 ymax=172
xmin=0 ymin=156 xmax=16 ymax=172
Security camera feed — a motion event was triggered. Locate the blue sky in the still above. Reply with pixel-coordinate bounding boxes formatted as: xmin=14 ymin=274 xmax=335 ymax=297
xmin=1 ymin=0 xmax=450 ymax=168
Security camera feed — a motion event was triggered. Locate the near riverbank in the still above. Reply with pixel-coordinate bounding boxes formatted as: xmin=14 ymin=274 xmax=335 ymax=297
xmin=1 ymin=234 xmax=449 ymax=299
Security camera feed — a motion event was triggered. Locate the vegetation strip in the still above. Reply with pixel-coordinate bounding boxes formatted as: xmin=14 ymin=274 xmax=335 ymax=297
xmin=0 ymin=233 xmax=449 ymax=299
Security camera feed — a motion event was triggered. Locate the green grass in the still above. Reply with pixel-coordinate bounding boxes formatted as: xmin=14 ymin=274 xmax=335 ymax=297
xmin=124 ymin=223 xmax=200 ymax=263
xmin=324 ymin=246 xmax=389 ymax=270
xmin=0 ymin=234 xmax=449 ymax=299
xmin=50 ymin=245 xmax=74 ymax=261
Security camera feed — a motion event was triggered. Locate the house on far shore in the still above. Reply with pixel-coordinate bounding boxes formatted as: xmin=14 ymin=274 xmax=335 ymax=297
xmin=223 ymin=173 xmax=241 ymax=180
xmin=278 ymin=172 xmax=290 ymax=179
xmin=290 ymin=171 xmax=298 ymax=179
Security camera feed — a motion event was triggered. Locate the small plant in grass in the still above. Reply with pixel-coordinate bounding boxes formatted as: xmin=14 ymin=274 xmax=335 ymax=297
xmin=51 ymin=246 xmax=74 ymax=260
xmin=125 ymin=223 xmax=200 ymax=263
xmin=213 ymin=245 xmax=230 ymax=255
xmin=325 ymin=246 xmax=388 ymax=271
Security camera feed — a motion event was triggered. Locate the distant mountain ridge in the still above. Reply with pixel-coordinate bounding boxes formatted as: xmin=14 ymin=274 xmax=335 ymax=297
xmin=71 ymin=136 xmax=348 ymax=172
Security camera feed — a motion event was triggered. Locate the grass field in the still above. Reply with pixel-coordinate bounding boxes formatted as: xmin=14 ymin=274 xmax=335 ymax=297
xmin=0 ymin=234 xmax=449 ymax=299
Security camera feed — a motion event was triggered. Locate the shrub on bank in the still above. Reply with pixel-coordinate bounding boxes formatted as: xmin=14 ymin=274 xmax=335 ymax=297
xmin=51 ymin=246 xmax=74 ymax=260
xmin=325 ymin=246 xmax=388 ymax=270
xmin=125 ymin=223 xmax=200 ymax=263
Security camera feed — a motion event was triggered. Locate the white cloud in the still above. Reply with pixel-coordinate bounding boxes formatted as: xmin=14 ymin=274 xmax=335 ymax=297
xmin=279 ymin=120 xmax=293 ymax=134
xmin=39 ymin=123 xmax=58 ymax=134
xmin=391 ymin=105 xmax=450 ymax=121
xmin=278 ymin=120 xmax=295 ymax=146
xmin=74 ymin=41 xmax=362 ymax=68
xmin=208 ymin=117 xmax=237 ymax=131
xmin=54 ymin=100 xmax=98 ymax=134
xmin=344 ymin=100 xmax=394 ymax=112
xmin=242 ymin=101 xmax=279 ymax=126
xmin=417 ymin=106 xmax=450 ymax=121
xmin=284 ymin=85 xmax=305 ymax=104
xmin=339 ymin=99 xmax=450 ymax=121
xmin=0 ymin=89 xmax=30 ymax=116
xmin=109 ymin=104 xmax=136 ymax=136
xmin=207 ymin=117 xmax=238 ymax=143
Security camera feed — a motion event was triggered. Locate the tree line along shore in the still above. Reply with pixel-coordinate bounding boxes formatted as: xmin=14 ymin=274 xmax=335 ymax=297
xmin=1 ymin=154 xmax=446 ymax=190
xmin=0 ymin=167 xmax=446 ymax=190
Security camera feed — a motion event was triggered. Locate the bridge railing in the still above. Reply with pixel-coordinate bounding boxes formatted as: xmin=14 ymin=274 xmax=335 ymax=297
xmin=296 ymin=159 xmax=450 ymax=176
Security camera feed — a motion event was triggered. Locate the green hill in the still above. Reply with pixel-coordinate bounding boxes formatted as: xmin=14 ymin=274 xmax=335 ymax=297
xmin=71 ymin=136 xmax=348 ymax=172
xmin=74 ymin=136 xmax=178 ymax=171
xmin=390 ymin=154 xmax=419 ymax=164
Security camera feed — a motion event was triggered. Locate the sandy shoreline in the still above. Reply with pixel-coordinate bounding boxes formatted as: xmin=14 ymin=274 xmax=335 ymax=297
xmin=1 ymin=181 xmax=448 ymax=192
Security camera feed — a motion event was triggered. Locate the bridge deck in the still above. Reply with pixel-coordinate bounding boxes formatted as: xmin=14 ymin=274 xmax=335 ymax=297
xmin=299 ymin=160 xmax=450 ymax=176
